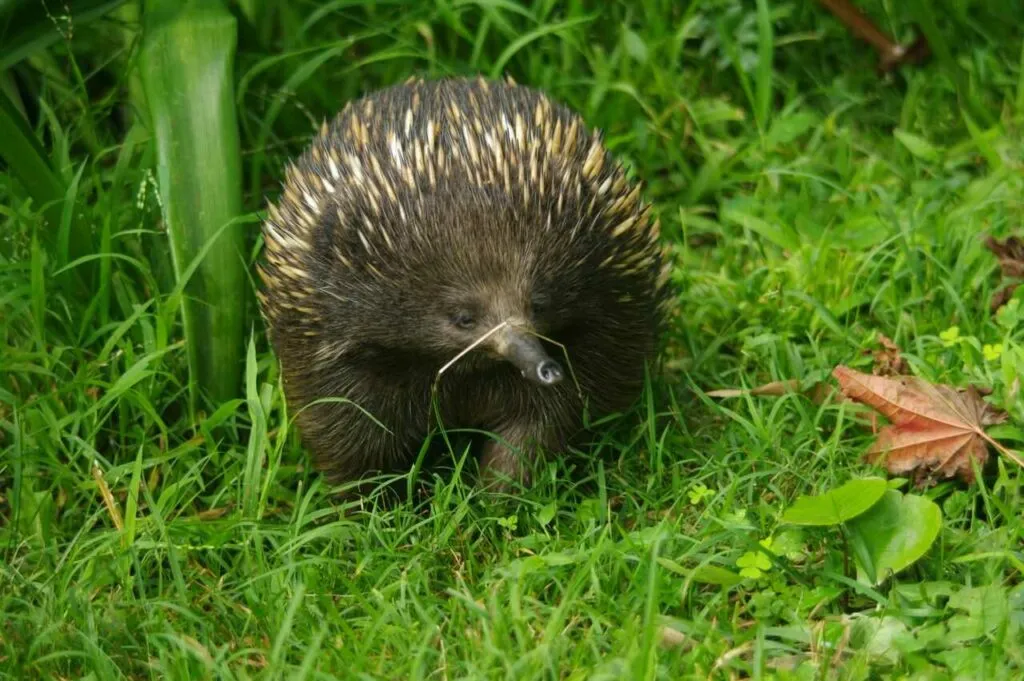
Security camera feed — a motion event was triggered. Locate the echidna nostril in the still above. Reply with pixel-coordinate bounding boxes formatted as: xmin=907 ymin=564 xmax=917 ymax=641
xmin=536 ymin=360 xmax=563 ymax=385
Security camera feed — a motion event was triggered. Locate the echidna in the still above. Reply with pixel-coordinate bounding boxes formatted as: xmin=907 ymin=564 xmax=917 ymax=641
xmin=257 ymin=76 xmax=672 ymax=492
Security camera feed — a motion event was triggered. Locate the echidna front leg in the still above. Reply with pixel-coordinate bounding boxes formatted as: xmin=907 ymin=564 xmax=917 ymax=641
xmin=477 ymin=417 xmax=564 ymax=491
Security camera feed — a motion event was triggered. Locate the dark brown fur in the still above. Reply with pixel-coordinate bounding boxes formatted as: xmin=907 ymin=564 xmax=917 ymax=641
xmin=257 ymin=76 xmax=672 ymax=492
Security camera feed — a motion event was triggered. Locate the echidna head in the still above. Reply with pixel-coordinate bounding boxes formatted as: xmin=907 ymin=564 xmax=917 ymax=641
xmin=426 ymin=272 xmax=565 ymax=387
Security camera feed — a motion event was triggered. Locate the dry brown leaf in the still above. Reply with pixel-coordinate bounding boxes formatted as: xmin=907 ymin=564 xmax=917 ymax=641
xmin=984 ymin=234 xmax=1024 ymax=312
xmin=985 ymin=234 xmax=1024 ymax=278
xmin=870 ymin=333 xmax=905 ymax=376
xmin=707 ymin=379 xmax=837 ymax=404
xmin=707 ymin=379 xmax=801 ymax=398
xmin=832 ymin=366 xmax=1016 ymax=485
xmin=197 ymin=506 xmax=232 ymax=520
xmin=708 ymin=333 xmax=904 ymax=404
xmin=990 ymin=282 xmax=1020 ymax=314
xmin=657 ymin=625 xmax=692 ymax=650
xmin=687 ymin=232 xmax=721 ymax=248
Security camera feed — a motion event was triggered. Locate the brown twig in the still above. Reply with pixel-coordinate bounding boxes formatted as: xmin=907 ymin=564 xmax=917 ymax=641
xmin=816 ymin=0 xmax=931 ymax=74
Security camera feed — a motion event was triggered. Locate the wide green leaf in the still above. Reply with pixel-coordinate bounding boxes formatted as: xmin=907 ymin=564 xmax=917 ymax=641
xmin=847 ymin=490 xmax=943 ymax=585
xmin=894 ymin=128 xmax=941 ymax=162
xmin=781 ymin=477 xmax=888 ymax=527
xmin=138 ymin=0 xmax=246 ymax=406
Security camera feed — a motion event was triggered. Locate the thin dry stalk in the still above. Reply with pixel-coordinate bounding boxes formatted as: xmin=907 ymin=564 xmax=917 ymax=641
xmin=91 ymin=460 xmax=124 ymax=531
xmin=816 ymin=0 xmax=930 ymax=73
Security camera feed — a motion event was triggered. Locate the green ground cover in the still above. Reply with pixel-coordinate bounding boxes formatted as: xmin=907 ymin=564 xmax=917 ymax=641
xmin=2 ymin=1 xmax=1023 ymax=678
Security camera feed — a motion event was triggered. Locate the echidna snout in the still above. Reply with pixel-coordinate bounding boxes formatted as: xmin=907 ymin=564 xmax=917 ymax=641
xmin=535 ymin=360 xmax=563 ymax=385
xmin=490 ymin=323 xmax=564 ymax=387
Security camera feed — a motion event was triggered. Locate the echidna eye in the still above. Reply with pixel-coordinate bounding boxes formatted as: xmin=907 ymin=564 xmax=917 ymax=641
xmin=530 ymin=292 xmax=551 ymax=315
xmin=450 ymin=310 xmax=477 ymax=330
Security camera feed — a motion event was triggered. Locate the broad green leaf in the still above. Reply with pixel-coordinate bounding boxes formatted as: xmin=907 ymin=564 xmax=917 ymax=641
xmin=139 ymin=0 xmax=246 ymax=406
xmin=691 ymin=564 xmax=743 ymax=586
xmin=948 ymin=584 xmax=1010 ymax=638
xmin=535 ymin=501 xmax=557 ymax=526
xmin=893 ymin=580 xmax=957 ymax=607
xmin=688 ymin=98 xmax=746 ymax=126
xmin=200 ymin=398 xmax=246 ymax=433
xmin=781 ymin=477 xmax=888 ymax=526
xmin=622 ymin=28 xmax=647 ymax=63
xmin=538 ymin=551 xmax=584 ymax=567
xmin=849 ymin=615 xmax=919 ymax=666
xmin=657 ymin=557 xmax=743 ymax=587
xmin=894 ymin=128 xmax=940 ymax=162
xmin=987 ymin=424 xmax=1024 ymax=443
xmin=721 ymin=202 xmax=800 ymax=252
xmin=847 ymin=490 xmax=942 ymax=585
xmin=736 ymin=550 xmax=771 ymax=579
xmin=764 ymin=111 xmax=819 ymax=148
xmin=769 ymin=529 xmax=806 ymax=560
xmin=938 ymin=581 xmax=1024 ymax=644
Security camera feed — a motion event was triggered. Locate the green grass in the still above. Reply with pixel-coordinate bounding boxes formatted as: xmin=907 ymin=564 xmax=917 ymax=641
xmin=3 ymin=0 xmax=1024 ymax=679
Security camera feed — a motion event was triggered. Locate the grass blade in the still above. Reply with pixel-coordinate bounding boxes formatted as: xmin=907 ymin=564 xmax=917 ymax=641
xmin=904 ymin=0 xmax=993 ymax=127
xmin=0 ymin=88 xmax=66 ymax=239
xmin=754 ymin=0 xmax=774 ymax=132
xmin=0 ymin=0 xmax=127 ymax=70
xmin=138 ymin=0 xmax=247 ymax=407
xmin=0 ymin=86 xmax=92 ymax=291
